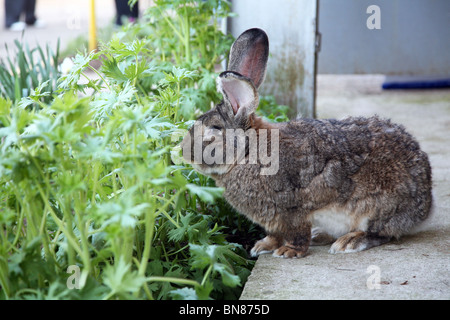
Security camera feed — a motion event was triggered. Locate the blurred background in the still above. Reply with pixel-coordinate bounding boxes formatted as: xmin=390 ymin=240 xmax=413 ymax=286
xmin=230 ymin=0 xmax=450 ymax=117
xmin=1 ymin=0 xmax=449 ymax=117
xmin=0 ymin=0 xmax=154 ymax=58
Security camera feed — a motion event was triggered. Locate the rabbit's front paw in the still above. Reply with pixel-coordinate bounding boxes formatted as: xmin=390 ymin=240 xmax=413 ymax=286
xmin=250 ymin=235 xmax=282 ymax=257
xmin=273 ymin=246 xmax=308 ymax=259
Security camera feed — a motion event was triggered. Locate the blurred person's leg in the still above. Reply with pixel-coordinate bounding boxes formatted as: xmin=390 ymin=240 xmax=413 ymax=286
xmin=5 ymin=0 xmax=25 ymax=28
xmin=115 ymin=0 xmax=138 ymax=25
xmin=130 ymin=1 xmax=139 ymax=21
xmin=23 ymin=0 xmax=37 ymax=25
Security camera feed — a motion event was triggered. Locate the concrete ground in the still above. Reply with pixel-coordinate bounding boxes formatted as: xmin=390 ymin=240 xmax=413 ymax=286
xmin=240 ymin=75 xmax=450 ymax=300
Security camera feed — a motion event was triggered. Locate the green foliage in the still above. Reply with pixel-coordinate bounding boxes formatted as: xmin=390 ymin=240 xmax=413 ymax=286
xmin=257 ymin=95 xmax=290 ymax=123
xmin=0 ymin=0 xmax=288 ymax=300
xmin=111 ymin=0 xmax=235 ymax=119
xmin=0 ymin=39 xmax=60 ymax=104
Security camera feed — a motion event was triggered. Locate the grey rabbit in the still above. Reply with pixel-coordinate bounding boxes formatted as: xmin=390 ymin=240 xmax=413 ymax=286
xmin=181 ymin=28 xmax=433 ymax=258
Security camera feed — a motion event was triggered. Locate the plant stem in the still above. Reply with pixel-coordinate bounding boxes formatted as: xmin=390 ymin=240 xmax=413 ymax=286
xmin=87 ymin=65 xmax=112 ymax=91
xmin=34 ymin=182 xmax=83 ymax=258
xmin=158 ymin=7 xmax=185 ymax=45
xmin=73 ymin=207 xmax=92 ymax=284
xmin=183 ymin=6 xmax=191 ymax=63
xmin=81 ymin=72 xmax=101 ymax=92
xmin=201 ymin=265 xmax=213 ymax=286
xmin=174 ymin=81 xmax=180 ymax=122
xmin=138 ymin=197 xmax=156 ymax=277
xmin=147 ymin=276 xmax=200 ymax=289
xmin=91 ymin=162 xmax=100 ymax=204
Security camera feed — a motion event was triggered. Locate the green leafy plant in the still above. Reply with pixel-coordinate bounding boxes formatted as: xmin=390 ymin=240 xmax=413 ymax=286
xmin=0 ymin=0 xmax=288 ymax=300
xmin=114 ymin=0 xmax=235 ymax=118
xmin=0 ymin=50 xmax=249 ymax=300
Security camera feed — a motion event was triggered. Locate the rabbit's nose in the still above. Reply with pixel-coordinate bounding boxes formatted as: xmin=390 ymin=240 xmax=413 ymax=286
xmin=180 ymin=133 xmax=194 ymax=162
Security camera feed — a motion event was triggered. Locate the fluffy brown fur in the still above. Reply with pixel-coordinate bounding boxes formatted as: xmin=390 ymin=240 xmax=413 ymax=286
xmin=181 ymin=28 xmax=432 ymax=258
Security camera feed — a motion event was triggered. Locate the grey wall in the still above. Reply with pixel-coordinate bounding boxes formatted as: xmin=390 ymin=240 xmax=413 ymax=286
xmin=318 ymin=0 xmax=450 ymax=75
xmin=229 ymin=0 xmax=318 ymax=118
xmin=228 ymin=0 xmax=449 ymax=118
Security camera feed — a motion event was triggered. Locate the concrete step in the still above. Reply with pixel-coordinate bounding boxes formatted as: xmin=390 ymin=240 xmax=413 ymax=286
xmin=240 ymin=227 xmax=449 ymax=300
xmin=240 ymin=75 xmax=450 ymax=300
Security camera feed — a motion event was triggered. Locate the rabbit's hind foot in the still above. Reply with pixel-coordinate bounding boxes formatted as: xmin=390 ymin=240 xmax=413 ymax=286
xmin=250 ymin=235 xmax=283 ymax=257
xmin=329 ymin=231 xmax=391 ymax=254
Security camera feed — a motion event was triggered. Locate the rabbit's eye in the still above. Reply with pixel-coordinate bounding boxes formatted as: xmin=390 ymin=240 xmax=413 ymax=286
xmin=204 ymin=126 xmax=222 ymax=142
xmin=211 ymin=125 xmax=222 ymax=131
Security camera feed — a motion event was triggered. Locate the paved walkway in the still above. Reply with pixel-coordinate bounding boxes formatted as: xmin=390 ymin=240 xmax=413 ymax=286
xmin=240 ymin=75 xmax=450 ymax=300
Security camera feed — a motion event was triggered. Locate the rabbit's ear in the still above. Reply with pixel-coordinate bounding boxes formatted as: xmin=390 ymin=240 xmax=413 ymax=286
xmin=228 ymin=28 xmax=269 ymax=89
xmin=217 ymin=71 xmax=258 ymax=117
